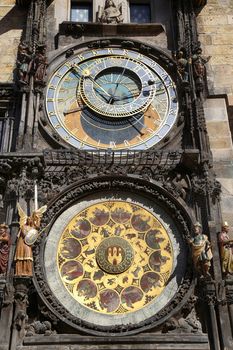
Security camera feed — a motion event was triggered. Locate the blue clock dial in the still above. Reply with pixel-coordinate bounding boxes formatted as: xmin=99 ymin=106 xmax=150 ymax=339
xmin=45 ymin=48 xmax=179 ymax=151
xmin=79 ymin=56 xmax=156 ymax=118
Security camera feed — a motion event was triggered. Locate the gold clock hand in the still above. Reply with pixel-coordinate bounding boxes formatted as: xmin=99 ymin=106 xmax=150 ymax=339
xmin=127 ymin=118 xmax=144 ymax=137
xmin=63 ymin=106 xmax=86 ymax=115
xmin=83 ymin=72 xmax=113 ymax=98
xmin=109 ymin=81 xmax=156 ymax=103
xmin=71 ymin=63 xmax=83 ymax=77
xmin=72 ymin=64 xmax=112 ymax=103
xmin=111 ymin=62 xmax=128 ymax=98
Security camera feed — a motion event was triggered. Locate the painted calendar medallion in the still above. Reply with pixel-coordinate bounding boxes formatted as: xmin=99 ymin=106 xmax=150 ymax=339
xmin=56 ymin=201 xmax=173 ymax=315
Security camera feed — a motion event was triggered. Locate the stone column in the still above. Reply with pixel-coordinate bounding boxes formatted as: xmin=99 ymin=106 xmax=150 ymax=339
xmin=10 ymin=278 xmax=31 ymax=350
xmin=0 ymin=283 xmax=15 ymax=350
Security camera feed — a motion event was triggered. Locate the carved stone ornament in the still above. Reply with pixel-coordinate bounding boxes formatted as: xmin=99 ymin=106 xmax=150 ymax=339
xmin=26 ymin=149 xmax=189 ymax=206
xmin=3 ymin=283 xmax=15 ymax=306
xmin=64 ymin=24 xmax=84 ymax=38
xmin=173 ymin=49 xmax=189 ymax=85
xmin=25 ymin=320 xmax=56 ymax=337
xmin=97 ymin=0 xmax=123 ymax=24
xmin=32 ymin=45 xmax=48 ymax=87
xmin=163 ymin=173 xmax=190 ymax=200
xmin=17 ymin=42 xmax=32 ymax=86
xmin=192 ymin=47 xmax=210 ymax=94
xmin=13 ymin=279 xmax=30 ymax=339
xmin=3 ymin=157 xmax=44 ymax=200
xmin=33 ymin=177 xmax=193 ymax=336
xmin=162 ymin=308 xmax=202 ymax=334
xmin=0 ymin=223 xmax=10 ymax=276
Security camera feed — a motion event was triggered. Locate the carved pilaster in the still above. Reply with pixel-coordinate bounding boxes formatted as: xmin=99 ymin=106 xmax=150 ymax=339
xmin=0 ymin=283 xmax=15 ymax=349
xmin=0 ymin=277 xmax=6 ymax=309
xmin=16 ymin=0 xmax=47 ymax=150
xmin=198 ymin=280 xmax=221 ymax=350
xmin=10 ymin=278 xmax=30 ymax=348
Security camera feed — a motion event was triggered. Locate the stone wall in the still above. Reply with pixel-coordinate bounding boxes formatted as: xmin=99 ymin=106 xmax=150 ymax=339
xmin=0 ymin=1 xmax=26 ymax=82
xmin=197 ymin=0 xmax=233 ymax=225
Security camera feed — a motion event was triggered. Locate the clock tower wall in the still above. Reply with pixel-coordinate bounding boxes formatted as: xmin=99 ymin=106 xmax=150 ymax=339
xmin=11 ymin=0 xmax=177 ymax=152
xmin=197 ymin=3 xmax=233 ymax=228
xmin=46 ymin=0 xmax=172 ymax=51
xmin=1 ymin=2 xmax=233 ymax=350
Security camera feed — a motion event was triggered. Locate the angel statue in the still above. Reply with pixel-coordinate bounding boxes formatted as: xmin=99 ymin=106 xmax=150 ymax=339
xmin=14 ymin=204 xmax=47 ymax=277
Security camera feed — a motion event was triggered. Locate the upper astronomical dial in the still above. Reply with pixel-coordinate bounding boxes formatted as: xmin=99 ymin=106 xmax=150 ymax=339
xmin=46 ymin=47 xmax=179 ymax=151
xmin=79 ymin=56 xmax=156 ymax=118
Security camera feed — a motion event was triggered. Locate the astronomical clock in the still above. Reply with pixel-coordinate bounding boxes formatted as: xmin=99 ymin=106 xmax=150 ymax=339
xmin=30 ymin=40 xmax=193 ymax=334
xmin=44 ymin=43 xmax=179 ymax=151
xmin=1 ymin=1 xmax=225 ymax=349
xmin=34 ymin=185 xmax=191 ymax=335
xmin=32 ymin=41 xmax=192 ymax=335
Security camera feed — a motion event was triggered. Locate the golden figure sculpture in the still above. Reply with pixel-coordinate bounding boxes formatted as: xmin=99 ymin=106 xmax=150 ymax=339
xmin=189 ymin=222 xmax=212 ymax=277
xmin=15 ymin=204 xmax=47 ymax=277
xmin=219 ymin=222 xmax=233 ymax=275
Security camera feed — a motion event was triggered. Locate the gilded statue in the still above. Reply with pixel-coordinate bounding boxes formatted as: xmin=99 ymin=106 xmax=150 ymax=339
xmin=219 ymin=222 xmax=233 ymax=275
xmin=0 ymin=223 xmax=10 ymax=275
xmin=14 ymin=204 xmax=47 ymax=277
xmin=97 ymin=0 xmax=123 ymax=24
xmin=189 ymin=222 xmax=212 ymax=277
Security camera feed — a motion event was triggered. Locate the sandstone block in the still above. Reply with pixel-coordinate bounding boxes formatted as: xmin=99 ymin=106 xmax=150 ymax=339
xmin=198 ymin=15 xmax=228 ymax=26
xmin=212 ymin=34 xmax=233 ymax=45
xmin=204 ymin=98 xmax=229 ymax=121
xmin=211 ymin=148 xmax=233 ymax=161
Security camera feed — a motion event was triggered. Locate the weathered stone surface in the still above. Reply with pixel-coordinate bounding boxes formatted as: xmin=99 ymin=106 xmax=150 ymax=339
xmin=0 ymin=3 xmax=26 ymax=82
xmin=20 ymin=334 xmax=210 ymax=350
xmin=198 ymin=3 xmax=233 ymax=222
xmin=204 ymin=99 xmax=229 ymax=121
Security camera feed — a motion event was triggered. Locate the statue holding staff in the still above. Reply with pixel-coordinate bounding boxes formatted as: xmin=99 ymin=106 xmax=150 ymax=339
xmin=14 ymin=204 xmax=47 ymax=277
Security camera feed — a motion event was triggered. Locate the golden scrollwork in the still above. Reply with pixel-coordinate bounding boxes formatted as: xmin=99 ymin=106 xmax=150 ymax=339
xmin=57 ymin=201 xmax=173 ymax=315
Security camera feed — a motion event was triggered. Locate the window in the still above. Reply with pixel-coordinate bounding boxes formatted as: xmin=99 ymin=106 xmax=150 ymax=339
xmin=70 ymin=1 xmax=92 ymax=22
xmin=130 ymin=3 xmax=151 ymax=23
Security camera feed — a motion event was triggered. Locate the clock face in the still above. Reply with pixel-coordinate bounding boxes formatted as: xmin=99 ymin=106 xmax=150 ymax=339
xmin=79 ymin=56 xmax=156 ymax=118
xmin=44 ymin=193 xmax=187 ymax=330
xmin=46 ymin=48 xmax=179 ymax=150
xmin=56 ymin=201 xmax=173 ymax=315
